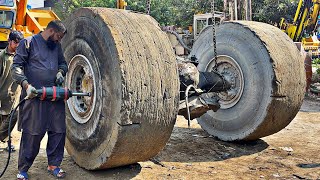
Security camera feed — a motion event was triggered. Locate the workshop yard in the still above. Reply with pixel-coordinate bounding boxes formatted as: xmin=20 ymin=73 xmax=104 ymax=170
xmin=0 ymin=97 xmax=320 ymax=180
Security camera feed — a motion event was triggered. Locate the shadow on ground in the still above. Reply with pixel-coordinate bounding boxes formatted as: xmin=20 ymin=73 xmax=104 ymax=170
xmin=54 ymin=156 xmax=142 ymax=180
xmin=82 ymin=163 xmax=141 ymax=179
xmin=155 ymin=126 xmax=269 ymax=163
xmin=297 ymin=163 xmax=320 ymax=168
xmin=0 ymin=151 xmax=142 ymax=180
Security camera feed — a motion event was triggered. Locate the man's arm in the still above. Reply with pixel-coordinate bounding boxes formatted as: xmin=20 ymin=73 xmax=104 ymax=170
xmin=57 ymin=44 xmax=68 ymax=76
xmin=11 ymin=38 xmax=29 ymax=88
xmin=0 ymin=50 xmax=6 ymax=89
xmin=0 ymin=50 xmax=5 ymax=76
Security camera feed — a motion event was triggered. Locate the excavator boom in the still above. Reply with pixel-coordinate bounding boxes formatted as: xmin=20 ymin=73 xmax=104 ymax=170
xmin=280 ymin=0 xmax=320 ymax=57
xmin=116 ymin=0 xmax=127 ymax=9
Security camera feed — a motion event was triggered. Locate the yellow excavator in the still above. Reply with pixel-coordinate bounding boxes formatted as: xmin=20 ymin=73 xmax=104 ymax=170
xmin=279 ymin=0 xmax=319 ymax=91
xmin=280 ymin=0 xmax=320 ymax=57
xmin=117 ymin=0 xmax=127 ymax=9
xmin=0 ymin=0 xmax=59 ymax=48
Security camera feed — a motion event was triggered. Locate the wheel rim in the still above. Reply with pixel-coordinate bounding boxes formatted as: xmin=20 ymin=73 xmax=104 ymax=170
xmin=67 ymin=55 xmax=96 ymax=124
xmin=205 ymin=55 xmax=244 ymax=109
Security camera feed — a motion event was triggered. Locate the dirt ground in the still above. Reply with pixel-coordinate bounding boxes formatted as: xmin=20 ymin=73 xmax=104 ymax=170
xmin=0 ymin=97 xmax=320 ymax=180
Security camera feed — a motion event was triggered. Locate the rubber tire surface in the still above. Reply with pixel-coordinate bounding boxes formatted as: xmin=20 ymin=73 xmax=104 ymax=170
xmin=191 ymin=21 xmax=305 ymax=141
xmin=62 ymin=8 xmax=179 ymax=169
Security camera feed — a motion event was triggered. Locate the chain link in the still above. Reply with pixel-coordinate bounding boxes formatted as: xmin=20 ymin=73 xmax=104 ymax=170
xmin=204 ymin=0 xmax=220 ymax=100
xmin=146 ymin=0 xmax=151 ymax=15
xmin=211 ymin=0 xmax=217 ymax=64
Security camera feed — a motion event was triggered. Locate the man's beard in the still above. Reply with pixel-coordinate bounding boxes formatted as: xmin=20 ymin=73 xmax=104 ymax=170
xmin=47 ymin=36 xmax=57 ymax=50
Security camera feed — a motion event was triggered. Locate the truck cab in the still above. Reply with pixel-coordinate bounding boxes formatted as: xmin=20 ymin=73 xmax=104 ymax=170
xmin=0 ymin=0 xmax=16 ymax=48
xmin=193 ymin=12 xmax=225 ymax=40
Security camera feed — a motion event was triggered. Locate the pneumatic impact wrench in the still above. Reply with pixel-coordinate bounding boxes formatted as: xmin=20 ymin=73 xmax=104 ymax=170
xmin=35 ymin=86 xmax=91 ymax=101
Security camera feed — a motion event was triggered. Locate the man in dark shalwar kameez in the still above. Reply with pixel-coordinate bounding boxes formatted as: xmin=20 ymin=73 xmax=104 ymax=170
xmin=11 ymin=20 xmax=68 ymax=180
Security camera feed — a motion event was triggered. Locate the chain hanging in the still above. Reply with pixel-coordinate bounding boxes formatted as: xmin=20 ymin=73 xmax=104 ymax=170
xmin=204 ymin=0 xmax=223 ymax=100
xmin=146 ymin=0 xmax=151 ymax=15
xmin=211 ymin=0 xmax=217 ymax=64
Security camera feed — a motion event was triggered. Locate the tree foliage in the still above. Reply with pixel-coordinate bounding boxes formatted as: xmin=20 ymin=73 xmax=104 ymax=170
xmin=54 ymin=0 xmax=298 ymax=28
xmin=53 ymin=0 xmax=115 ymax=20
xmin=252 ymin=0 xmax=298 ymax=24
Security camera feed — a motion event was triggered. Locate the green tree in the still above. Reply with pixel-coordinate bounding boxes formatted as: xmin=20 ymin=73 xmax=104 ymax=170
xmin=252 ymin=0 xmax=298 ymax=24
xmin=53 ymin=0 xmax=115 ymax=20
xmin=54 ymin=0 xmax=224 ymax=27
xmin=54 ymin=0 xmax=299 ymax=28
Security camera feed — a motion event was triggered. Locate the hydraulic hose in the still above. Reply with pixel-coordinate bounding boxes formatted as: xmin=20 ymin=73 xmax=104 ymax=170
xmin=166 ymin=30 xmax=191 ymax=52
xmin=0 ymin=99 xmax=26 ymax=178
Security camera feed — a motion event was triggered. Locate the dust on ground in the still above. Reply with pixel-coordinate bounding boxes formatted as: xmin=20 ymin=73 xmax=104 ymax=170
xmin=0 ymin=98 xmax=319 ymax=180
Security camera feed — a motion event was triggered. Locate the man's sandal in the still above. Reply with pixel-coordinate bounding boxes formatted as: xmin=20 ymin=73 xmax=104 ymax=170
xmin=17 ymin=171 xmax=28 ymax=180
xmin=48 ymin=167 xmax=66 ymax=179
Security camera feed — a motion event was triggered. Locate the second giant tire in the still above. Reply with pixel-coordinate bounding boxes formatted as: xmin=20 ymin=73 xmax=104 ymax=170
xmin=62 ymin=8 xmax=179 ymax=169
xmin=190 ymin=21 xmax=306 ymax=141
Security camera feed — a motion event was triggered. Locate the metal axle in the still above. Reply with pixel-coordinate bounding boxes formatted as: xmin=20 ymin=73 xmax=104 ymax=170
xmin=71 ymin=92 xmax=91 ymax=97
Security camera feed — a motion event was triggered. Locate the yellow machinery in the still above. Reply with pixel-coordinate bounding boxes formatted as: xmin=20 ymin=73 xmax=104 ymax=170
xmin=280 ymin=0 xmax=320 ymax=57
xmin=117 ymin=0 xmax=127 ymax=10
xmin=0 ymin=0 xmax=59 ymax=48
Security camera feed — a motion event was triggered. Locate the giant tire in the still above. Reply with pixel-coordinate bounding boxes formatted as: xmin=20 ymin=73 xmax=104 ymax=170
xmin=62 ymin=8 xmax=179 ymax=169
xmin=190 ymin=21 xmax=305 ymax=141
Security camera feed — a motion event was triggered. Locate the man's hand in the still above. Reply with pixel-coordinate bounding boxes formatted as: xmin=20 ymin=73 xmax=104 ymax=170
xmin=25 ymin=84 xmax=37 ymax=99
xmin=55 ymin=71 xmax=64 ymax=86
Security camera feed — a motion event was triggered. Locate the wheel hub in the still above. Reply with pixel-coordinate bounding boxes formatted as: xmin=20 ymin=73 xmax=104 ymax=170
xmin=206 ymin=55 xmax=244 ymax=109
xmin=66 ymin=55 xmax=96 ymax=124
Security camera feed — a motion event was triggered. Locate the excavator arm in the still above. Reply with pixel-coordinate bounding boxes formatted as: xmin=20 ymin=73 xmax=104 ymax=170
xmin=16 ymin=0 xmax=59 ymax=34
xmin=117 ymin=0 xmax=127 ymax=9
xmin=16 ymin=0 xmax=27 ymax=27
xmin=280 ymin=0 xmax=320 ymax=58
xmin=282 ymin=0 xmax=316 ymax=42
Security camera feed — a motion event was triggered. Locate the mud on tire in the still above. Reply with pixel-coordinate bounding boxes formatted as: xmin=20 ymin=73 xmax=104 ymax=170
xmin=191 ymin=21 xmax=306 ymax=141
xmin=62 ymin=8 xmax=179 ymax=169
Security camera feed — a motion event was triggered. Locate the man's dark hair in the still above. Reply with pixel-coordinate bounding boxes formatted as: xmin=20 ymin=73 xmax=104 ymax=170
xmin=47 ymin=20 xmax=67 ymax=34
xmin=9 ymin=30 xmax=23 ymax=42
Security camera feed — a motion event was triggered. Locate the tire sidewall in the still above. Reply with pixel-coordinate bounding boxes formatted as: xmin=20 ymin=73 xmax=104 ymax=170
xmin=62 ymin=9 xmax=121 ymax=163
xmin=195 ymin=24 xmax=273 ymax=140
